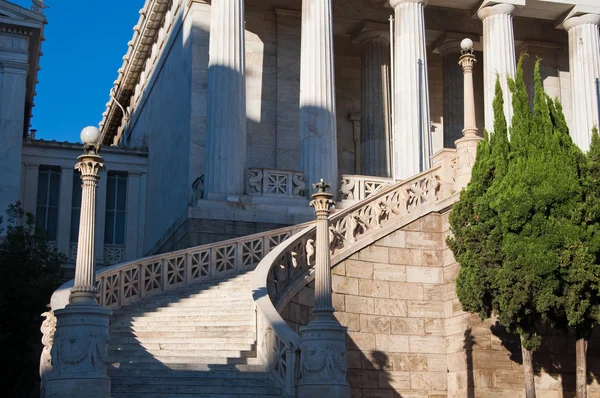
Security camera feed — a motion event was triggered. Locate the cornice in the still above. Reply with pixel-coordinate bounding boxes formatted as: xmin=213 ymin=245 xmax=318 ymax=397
xmin=100 ymin=0 xmax=172 ymax=144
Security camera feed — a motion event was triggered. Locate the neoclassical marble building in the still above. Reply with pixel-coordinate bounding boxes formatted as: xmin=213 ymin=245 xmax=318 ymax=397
xmin=97 ymin=0 xmax=600 ymax=256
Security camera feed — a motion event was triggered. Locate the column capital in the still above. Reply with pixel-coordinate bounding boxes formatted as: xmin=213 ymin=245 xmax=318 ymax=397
xmin=351 ymin=21 xmax=389 ymax=44
xmin=563 ymin=13 xmax=600 ymax=31
xmin=477 ymin=3 xmax=516 ymax=20
xmin=389 ymin=0 xmax=428 ymax=9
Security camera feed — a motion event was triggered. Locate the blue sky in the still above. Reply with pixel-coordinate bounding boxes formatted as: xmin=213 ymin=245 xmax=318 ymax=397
xmin=13 ymin=0 xmax=144 ymax=142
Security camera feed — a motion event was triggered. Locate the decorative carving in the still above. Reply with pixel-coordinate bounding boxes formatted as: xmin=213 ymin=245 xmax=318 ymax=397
xmin=247 ymin=170 xmax=263 ymax=194
xmin=50 ymin=330 xmax=110 ymax=375
xmin=339 ymin=178 xmax=355 ymax=200
xmin=292 ymin=173 xmax=306 ymax=197
xmin=372 ymin=201 xmax=389 ymax=228
xmin=40 ymin=311 xmax=56 ymax=379
xmin=306 ymin=239 xmax=315 ymax=266
xmin=300 ymin=342 xmax=347 ymax=381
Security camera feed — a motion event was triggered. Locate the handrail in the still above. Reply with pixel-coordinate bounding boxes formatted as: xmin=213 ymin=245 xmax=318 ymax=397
xmin=252 ymin=163 xmax=453 ymax=396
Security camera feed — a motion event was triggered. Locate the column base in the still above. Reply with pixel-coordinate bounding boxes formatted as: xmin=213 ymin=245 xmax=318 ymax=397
xmin=298 ymin=317 xmax=350 ymax=398
xmin=454 ymin=135 xmax=483 ymax=191
xmin=45 ymin=304 xmax=112 ymax=398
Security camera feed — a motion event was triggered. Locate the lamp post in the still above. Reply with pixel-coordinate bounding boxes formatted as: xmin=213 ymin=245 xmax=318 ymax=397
xmin=298 ymin=179 xmax=349 ymax=397
xmin=454 ymin=38 xmax=483 ymax=191
xmin=46 ymin=126 xmax=112 ymax=398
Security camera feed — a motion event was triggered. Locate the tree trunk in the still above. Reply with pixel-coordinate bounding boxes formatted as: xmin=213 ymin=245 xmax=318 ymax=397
xmin=520 ymin=335 xmax=536 ymax=398
xmin=576 ymin=332 xmax=589 ymax=398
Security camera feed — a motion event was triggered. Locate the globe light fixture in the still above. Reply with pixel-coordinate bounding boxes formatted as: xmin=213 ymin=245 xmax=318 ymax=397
xmin=80 ymin=126 xmax=102 ymax=155
xmin=461 ymin=38 xmax=474 ymax=53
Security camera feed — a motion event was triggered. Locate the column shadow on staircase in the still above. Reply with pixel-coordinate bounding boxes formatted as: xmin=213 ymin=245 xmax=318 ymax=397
xmin=108 ymin=269 xmax=282 ymax=397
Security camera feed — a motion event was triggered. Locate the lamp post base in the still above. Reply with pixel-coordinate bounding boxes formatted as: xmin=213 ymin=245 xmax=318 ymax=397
xmin=298 ymin=317 xmax=350 ymax=398
xmin=45 ymin=304 xmax=112 ymax=398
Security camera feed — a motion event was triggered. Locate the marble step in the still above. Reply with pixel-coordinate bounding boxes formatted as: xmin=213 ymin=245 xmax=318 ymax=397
xmin=111 ymin=376 xmax=274 ymax=387
xmin=111 ymin=384 xmax=280 ymax=395
xmin=109 ymin=349 xmax=257 ymax=359
xmin=110 ymin=342 xmax=254 ymax=351
xmin=110 ymin=325 xmax=254 ymax=333
xmin=111 ymin=393 xmax=280 ymax=398
xmin=110 ymin=356 xmax=262 ymax=366
xmin=111 ymin=335 xmax=255 ymax=344
xmin=113 ymin=309 xmax=253 ymax=318
xmin=109 ymin=363 xmax=265 ymax=373
xmin=111 ymin=318 xmax=254 ymax=327
xmin=127 ymin=299 xmax=253 ymax=309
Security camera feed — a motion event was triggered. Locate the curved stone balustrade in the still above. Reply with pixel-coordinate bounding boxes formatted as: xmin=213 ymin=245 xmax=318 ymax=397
xmin=252 ymin=163 xmax=458 ymax=395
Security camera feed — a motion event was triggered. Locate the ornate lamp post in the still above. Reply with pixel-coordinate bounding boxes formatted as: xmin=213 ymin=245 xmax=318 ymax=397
xmin=298 ymin=180 xmax=349 ymax=397
xmin=46 ymin=127 xmax=112 ymax=398
xmin=454 ymin=38 xmax=483 ymax=191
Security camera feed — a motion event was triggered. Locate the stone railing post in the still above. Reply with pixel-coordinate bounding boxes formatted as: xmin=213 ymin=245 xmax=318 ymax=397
xmin=455 ymin=39 xmax=483 ymax=191
xmin=45 ymin=127 xmax=112 ymax=398
xmin=298 ymin=180 xmax=349 ymax=397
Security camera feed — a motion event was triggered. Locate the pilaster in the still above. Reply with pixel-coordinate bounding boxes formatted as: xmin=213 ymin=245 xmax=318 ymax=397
xmin=94 ymin=170 xmax=107 ymax=265
xmin=353 ymin=23 xmax=391 ymax=177
xmin=23 ymin=162 xmax=39 ymax=215
xmin=299 ymin=0 xmax=338 ymax=195
xmin=563 ymin=13 xmax=600 ymax=152
xmin=204 ymin=0 xmax=247 ymax=197
xmin=390 ymin=0 xmax=431 ymax=180
xmin=56 ymin=168 xmax=74 ymax=257
xmin=478 ymin=3 xmax=517 ymax=132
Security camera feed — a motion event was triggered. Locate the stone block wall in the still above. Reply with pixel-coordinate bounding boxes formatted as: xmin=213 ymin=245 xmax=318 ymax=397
xmin=281 ymin=211 xmax=600 ymax=397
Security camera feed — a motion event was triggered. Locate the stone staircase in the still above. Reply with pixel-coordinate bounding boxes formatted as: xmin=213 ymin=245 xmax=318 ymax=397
xmin=107 ymin=272 xmax=283 ymax=397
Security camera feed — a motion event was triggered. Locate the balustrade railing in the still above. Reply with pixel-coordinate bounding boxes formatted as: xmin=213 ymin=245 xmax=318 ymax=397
xmin=339 ymin=174 xmax=394 ymax=203
xmin=253 ymin=164 xmax=453 ymax=396
xmin=247 ymin=168 xmax=307 ymax=199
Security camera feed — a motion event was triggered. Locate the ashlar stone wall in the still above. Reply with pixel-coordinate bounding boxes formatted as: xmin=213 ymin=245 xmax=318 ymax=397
xmin=281 ymin=211 xmax=600 ymax=397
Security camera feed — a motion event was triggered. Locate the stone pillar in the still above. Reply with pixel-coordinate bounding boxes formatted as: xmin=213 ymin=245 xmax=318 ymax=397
xmin=0 ymin=61 xmax=28 ymax=221
xmin=56 ymin=168 xmax=74 ymax=257
xmin=348 ymin=112 xmax=362 ymax=173
xmin=438 ymin=40 xmax=464 ymax=148
xmin=298 ymin=180 xmax=349 ymax=397
xmin=455 ymin=39 xmax=483 ymax=191
xmin=353 ymin=24 xmax=391 ymax=177
xmin=390 ymin=0 xmax=431 ymax=180
xmin=299 ymin=0 xmax=338 ymax=195
xmin=564 ymin=13 xmax=600 ymax=152
xmin=94 ymin=170 xmax=107 ymax=265
xmin=204 ymin=0 xmax=247 ymax=197
xmin=47 ymin=131 xmax=112 ymax=398
xmin=478 ymin=3 xmax=517 ymax=132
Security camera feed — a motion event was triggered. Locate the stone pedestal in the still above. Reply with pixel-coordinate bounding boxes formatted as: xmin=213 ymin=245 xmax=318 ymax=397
xmin=299 ymin=0 xmax=338 ymax=195
xmin=353 ymin=24 xmax=391 ymax=177
xmin=45 ymin=305 xmax=112 ymax=398
xmin=439 ymin=40 xmax=464 ymax=149
xmin=564 ymin=13 xmax=600 ymax=152
xmin=478 ymin=3 xmax=516 ymax=132
xmin=390 ymin=0 xmax=431 ymax=180
xmin=298 ymin=319 xmax=349 ymax=397
xmin=204 ymin=0 xmax=247 ymax=196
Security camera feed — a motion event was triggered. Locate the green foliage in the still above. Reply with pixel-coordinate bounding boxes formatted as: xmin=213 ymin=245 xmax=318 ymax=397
xmin=0 ymin=203 xmax=65 ymax=397
xmin=448 ymin=55 xmax=599 ymax=351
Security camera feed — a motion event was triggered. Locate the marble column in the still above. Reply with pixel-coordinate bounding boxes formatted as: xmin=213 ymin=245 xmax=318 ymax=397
xmin=564 ymin=13 xmax=600 ymax=152
xmin=478 ymin=3 xmax=517 ymax=132
xmin=204 ymin=0 xmax=247 ymax=197
xmin=390 ymin=0 xmax=431 ymax=180
xmin=438 ymin=40 xmax=464 ymax=148
xmin=299 ymin=0 xmax=338 ymax=195
xmin=298 ymin=180 xmax=349 ymax=397
xmin=353 ymin=27 xmax=391 ymax=177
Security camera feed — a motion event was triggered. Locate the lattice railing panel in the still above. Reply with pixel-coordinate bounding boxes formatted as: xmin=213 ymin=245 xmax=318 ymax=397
xmin=189 ymin=249 xmax=210 ymax=282
xmin=121 ymin=266 xmax=141 ymax=304
xmin=164 ymin=255 xmax=186 ymax=289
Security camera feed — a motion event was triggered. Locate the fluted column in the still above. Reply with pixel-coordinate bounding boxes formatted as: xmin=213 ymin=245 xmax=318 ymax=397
xmin=299 ymin=0 xmax=338 ymax=195
xmin=390 ymin=0 xmax=431 ymax=180
xmin=438 ymin=40 xmax=464 ymax=148
xmin=70 ymin=154 xmax=104 ymax=304
xmin=354 ymin=26 xmax=391 ymax=177
xmin=564 ymin=13 xmax=600 ymax=152
xmin=478 ymin=3 xmax=516 ymax=132
xmin=204 ymin=0 xmax=247 ymax=196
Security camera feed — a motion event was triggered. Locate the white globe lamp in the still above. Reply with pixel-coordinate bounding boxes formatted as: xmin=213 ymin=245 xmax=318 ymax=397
xmin=461 ymin=38 xmax=474 ymax=53
xmin=80 ymin=126 xmax=101 ymax=145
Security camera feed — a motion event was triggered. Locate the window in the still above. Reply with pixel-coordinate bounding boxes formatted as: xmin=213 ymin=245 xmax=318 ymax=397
xmin=104 ymin=172 xmax=127 ymax=245
xmin=70 ymin=171 xmax=82 ymax=242
xmin=36 ymin=166 xmax=61 ymax=241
